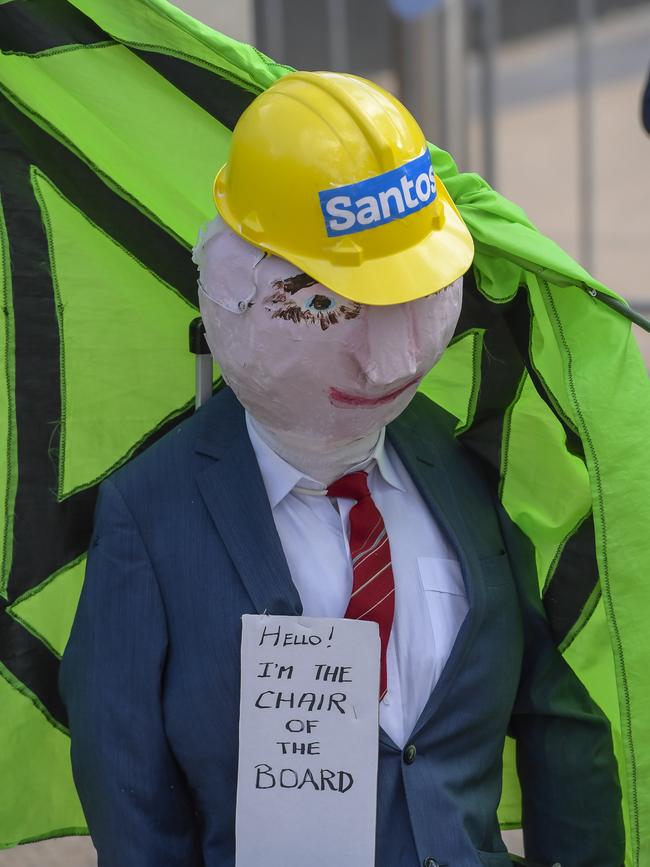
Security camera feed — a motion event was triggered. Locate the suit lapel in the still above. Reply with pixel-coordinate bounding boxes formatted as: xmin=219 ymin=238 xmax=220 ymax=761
xmin=195 ymin=390 xmax=485 ymax=739
xmin=387 ymin=398 xmax=487 ymax=740
xmin=194 ymin=390 xmax=302 ymax=617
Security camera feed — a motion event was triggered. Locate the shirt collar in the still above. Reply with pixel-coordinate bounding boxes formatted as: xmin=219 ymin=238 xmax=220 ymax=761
xmin=245 ymin=413 xmax=406 ymax=509
xmin=372 ymin=428 xmax=407 ymax=494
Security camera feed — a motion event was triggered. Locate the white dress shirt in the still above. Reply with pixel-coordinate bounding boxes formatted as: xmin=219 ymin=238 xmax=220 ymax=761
xmin=246 ymin=415 xmax=469 ymax=748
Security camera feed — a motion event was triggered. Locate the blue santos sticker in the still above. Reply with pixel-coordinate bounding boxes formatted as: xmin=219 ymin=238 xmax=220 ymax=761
xmin=318 ymin=150 xmax=437 ymax=237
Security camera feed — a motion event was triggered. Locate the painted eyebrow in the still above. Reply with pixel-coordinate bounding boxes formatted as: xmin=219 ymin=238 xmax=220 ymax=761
xmin=272 ymin=272 xmax=318 ymax=295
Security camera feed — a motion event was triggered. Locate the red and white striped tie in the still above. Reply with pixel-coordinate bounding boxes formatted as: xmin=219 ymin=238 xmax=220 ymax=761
xmin=327 ymin=470 xmax=395 ymax=701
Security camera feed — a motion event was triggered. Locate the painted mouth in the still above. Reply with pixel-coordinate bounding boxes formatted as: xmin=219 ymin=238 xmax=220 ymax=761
xmin=328 ymin=377 xmax=420 ymax=408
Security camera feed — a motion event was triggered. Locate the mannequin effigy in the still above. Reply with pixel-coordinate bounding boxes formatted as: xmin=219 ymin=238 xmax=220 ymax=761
xmin=60 ymin=72 xmax=624 ymax=867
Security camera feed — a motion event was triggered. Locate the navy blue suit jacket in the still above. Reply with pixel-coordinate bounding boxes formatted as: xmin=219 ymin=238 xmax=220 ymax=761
xmin=59 ymin=388 xmax=624 ymax=867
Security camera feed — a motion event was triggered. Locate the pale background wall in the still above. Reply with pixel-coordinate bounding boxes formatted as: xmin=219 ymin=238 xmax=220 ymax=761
xmin=172 ymin=0 xmax=254 ymax=41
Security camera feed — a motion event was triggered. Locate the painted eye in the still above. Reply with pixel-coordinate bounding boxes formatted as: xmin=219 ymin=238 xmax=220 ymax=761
xmin=305 ymin=294 xmax=336 ymax=311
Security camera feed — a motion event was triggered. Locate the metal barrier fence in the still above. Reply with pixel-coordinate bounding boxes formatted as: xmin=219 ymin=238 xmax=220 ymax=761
xmin=256 ymin=0 xmax=643 ymax=281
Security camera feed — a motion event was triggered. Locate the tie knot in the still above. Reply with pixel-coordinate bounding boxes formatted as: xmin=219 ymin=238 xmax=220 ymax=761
xmin=327 ymin=470 xmax=370 ymax=502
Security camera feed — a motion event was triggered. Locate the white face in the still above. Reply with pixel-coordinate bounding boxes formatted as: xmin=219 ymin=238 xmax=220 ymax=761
xmin=198 ymin=240 xmax=463 ymax=447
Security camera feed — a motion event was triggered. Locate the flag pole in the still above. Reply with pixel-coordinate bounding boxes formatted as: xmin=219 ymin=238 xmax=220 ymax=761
xmin=586 ymin=289 xmax=650 ymax=334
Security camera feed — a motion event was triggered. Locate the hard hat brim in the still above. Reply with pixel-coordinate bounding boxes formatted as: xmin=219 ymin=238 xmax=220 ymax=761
xmin=215 ymin=173 xmax=474 ymax=305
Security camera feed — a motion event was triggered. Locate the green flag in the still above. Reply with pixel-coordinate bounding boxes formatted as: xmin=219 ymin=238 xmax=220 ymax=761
xmin=0 ymin=1 xmax=648 ymax=863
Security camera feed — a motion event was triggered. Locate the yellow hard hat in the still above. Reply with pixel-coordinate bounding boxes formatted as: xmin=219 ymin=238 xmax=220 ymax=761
xmin=213 ymin=71 xmax=474 ymax=306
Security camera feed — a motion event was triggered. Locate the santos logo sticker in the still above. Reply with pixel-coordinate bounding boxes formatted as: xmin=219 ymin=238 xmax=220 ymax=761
xmin=318 ymin=150 xmax=437 ymax=237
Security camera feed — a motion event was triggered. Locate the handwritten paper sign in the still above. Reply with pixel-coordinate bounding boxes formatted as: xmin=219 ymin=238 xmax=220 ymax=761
xmin=235 ymin=614 xmax=380 ymax=867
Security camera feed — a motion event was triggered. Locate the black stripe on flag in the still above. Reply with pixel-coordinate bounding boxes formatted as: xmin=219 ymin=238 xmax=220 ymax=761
xmin=0 ymin=599 xmax=69 ymax=728
xmin=543 ymin=513 xmax=600 ymax=647
xmin=0 ymin=119 xmax=86 ymax=602
xmin=132 ymin=48 xmax=258 ymax=131
xmin=455 ymin=269 xmax=527 ymax=487
xmin=0 ymin=0 xmax=109 ymax=55
xmin=0 ymin=124 xmax=83 ymax=727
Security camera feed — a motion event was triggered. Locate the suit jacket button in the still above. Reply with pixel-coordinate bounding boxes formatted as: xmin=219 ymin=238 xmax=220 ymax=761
xmin=403 ymin=744 xmax=417 ymax=764
xmin=423 ymin=858 xmax=439 ymax=867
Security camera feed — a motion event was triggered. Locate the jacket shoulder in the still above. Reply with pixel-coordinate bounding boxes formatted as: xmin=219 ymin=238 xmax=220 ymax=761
xmin=104 ymin=387 xmax=242 ymax=504
xmin=391 ymin=392 xmax=465 ymax=456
